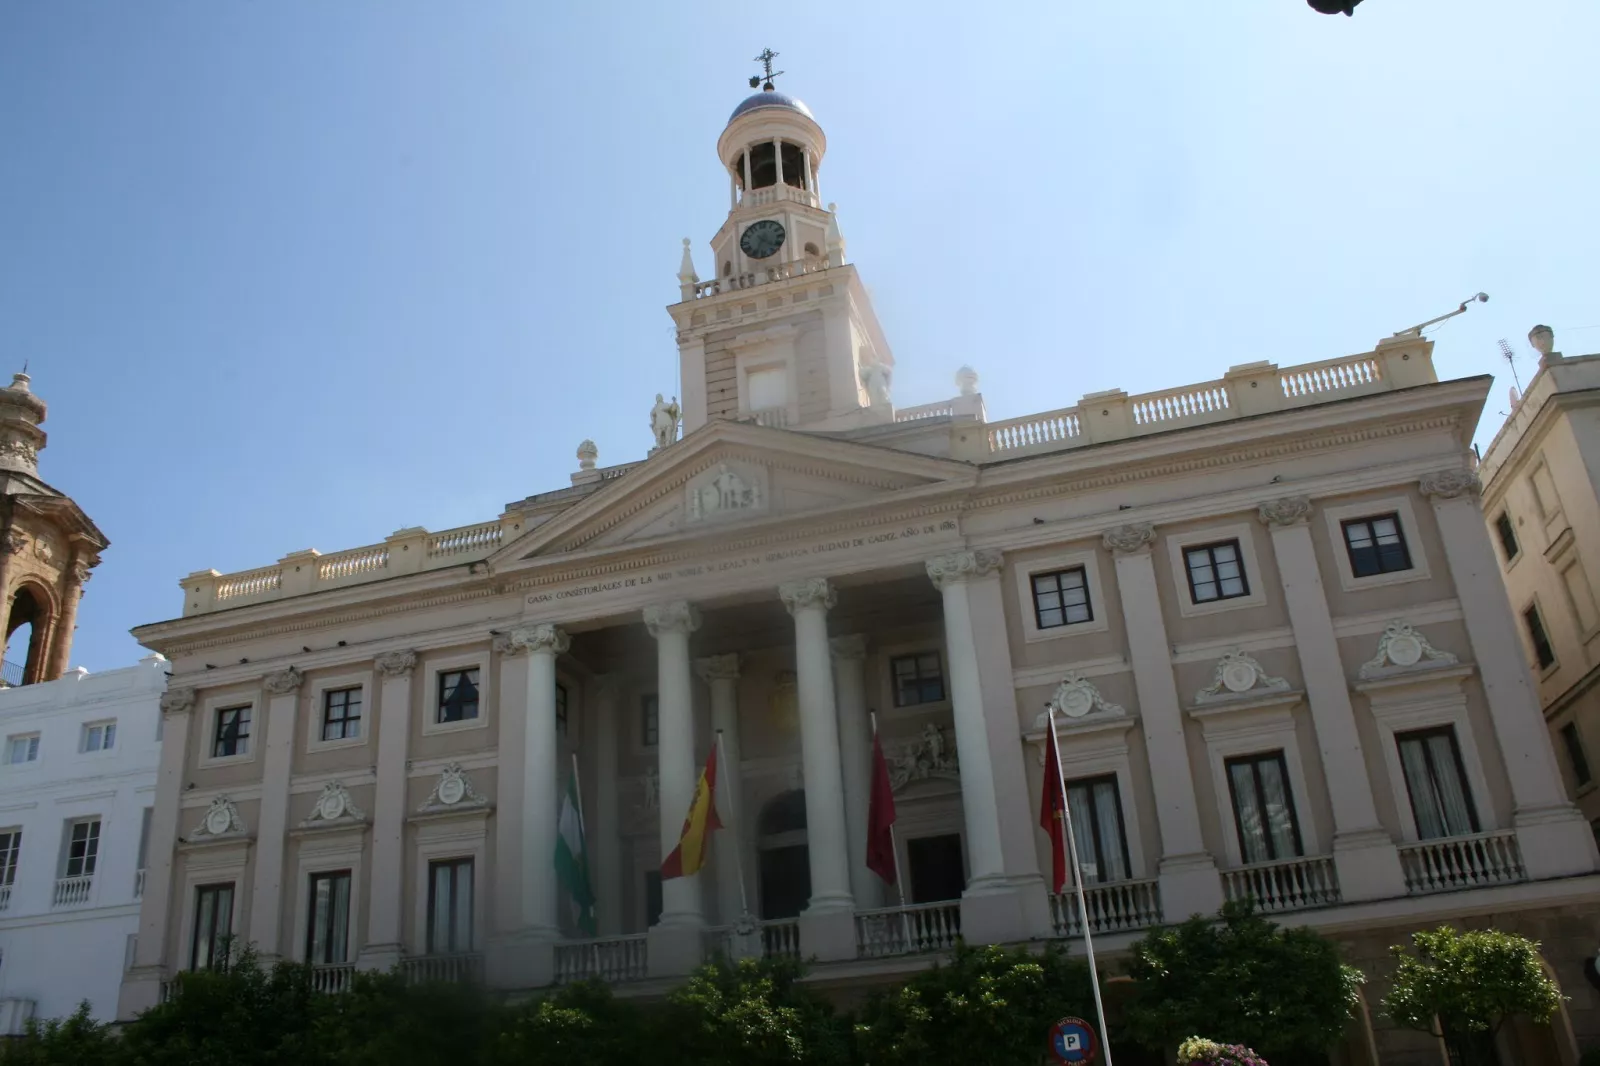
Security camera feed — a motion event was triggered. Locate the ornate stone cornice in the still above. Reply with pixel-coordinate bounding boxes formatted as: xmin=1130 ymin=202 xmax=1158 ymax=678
xmin=925 ymin=550 xmax=1002 ymax=590
xmin=262 ymin=666 xmax=304 ymax=696
xmin=493 ymin=624 xmax=570 ymax=657
xmin=643 ymin=600 xmax=701 ymax=637
xmin=159 ymin=687 xmax=197 ymax=716
xmin=1257 ymin=495 xmax=1313 ymax=528
xmin=1102 ymin=523 xmax=1157 ymax=555
xmin=1419 ymin=468 xmax=1482 ymax=501
xmin=829 ymin=635 xmax=868 ymax=661
xmin=694 ymin=653 xmax=741 ymax=683
xmin=374 ymin=649 xmax=417 ymax=678
xmin=779 ymin=577 xmax=835 ymax=615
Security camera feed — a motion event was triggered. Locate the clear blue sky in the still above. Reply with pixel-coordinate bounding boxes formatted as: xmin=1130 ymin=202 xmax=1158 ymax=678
xmin=2 ymin=2 xmax=1595 ymax=672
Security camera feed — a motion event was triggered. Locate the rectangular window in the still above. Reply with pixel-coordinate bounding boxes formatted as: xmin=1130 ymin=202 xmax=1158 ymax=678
xmin=1184 ymin=540 xmax=1250 ymax=603
xmin=1031 ymin=567 xmax=1093 ymax=630
xmin=81 ymin=721 xmax=116 ymax=753
xmin=190 ymin=883 xmax=234 ymax=971
xmin=1396 ymin=727 xmax=1480 ymax=839
xmin=1341 ymin=514 xmax=1413 ymax=578
xmin=4 ymin=734 xmax=38 ymax=765
xmin=437 ymin=669 xmax=480 ymax=724
xmin=0 ymin=829 xmax=19 ymax=887
xmin=556 ymin=682 xmax=569 ymax=737
xmin=213 ymin=706 xmax=251 ymax=758
xmin=1530 ymin=462 xmax=1562 ymax=522
xmin=136 ymin=808 xmax=152 ymax=872
xmin=1225 ymin=752 xmax=1304 ymax=863
xmin=891 ymin=652 xmax=946 ymax=707
xmin=640 ymin=695 xmax=659 ymax=747
xmin=746 ymin=366 xmax=788 ymax=412
xmin=1494 ymin=511 xmax=1519 ymax=563
xmin=1561 ymin=723 xmax=1592 ymax=788
xmin=320 ymin=687 xmax=362 ymax=742
xmin=64 ymin=818 xmax=101 ymax=878
xmin=1064 ymin=775 xmax=1130 ymax=884
xmin=305 ymin=870 xmax=353 ymax=965
xmin=1524 ymin=604 xmax=1556 ymax=669
xmin=426 ymin=858 xmax=474 ymax=955
xmin=1561 ymin=562 xmax=1600 ymax=634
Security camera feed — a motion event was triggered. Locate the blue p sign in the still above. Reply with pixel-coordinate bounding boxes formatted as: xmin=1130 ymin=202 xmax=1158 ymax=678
xmin=1049 ymin=1017 xmax=1097 ymax=1064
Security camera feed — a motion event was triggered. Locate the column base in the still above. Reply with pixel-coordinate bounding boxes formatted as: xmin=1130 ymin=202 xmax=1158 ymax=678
xmin=1332 ymin=828 xmax=1407 ymax=902
xmin=647 ymin=922 xmax=706 ymax=978
xmin=1515 ymin=805 xmax=1600 ymax=880
xmin=485 ymin=931 xmax=556 ymax=990
xmin=356 ymin=944 xmax=404 ymax=973
xmin=798 ymin=907 xmax=857 ymax=963
xmin=958 ymin=874 xmax=1053 ymax=944
xmin=1157 ymin=853 xmax=1224 ymax=923
xmin=117 ymin=966 xmax=165 ymax=1022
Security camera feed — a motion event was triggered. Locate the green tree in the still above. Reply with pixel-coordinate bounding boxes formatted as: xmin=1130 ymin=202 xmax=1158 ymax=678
xmin=853 ymin=942 xmax=1095 ymax=1066
xmin=652 ymin=956 xmax=850 ymax=1066
xmin=313 ymin=970 xmax=499 ymax=1066
xmin=0 ymin=1003 xmax=121 ymax=1066
xmin=1382 ymin=926 xmax=1564 ymax=1066
xmin=491 ymin=980 xmax=642 ymax=1066
xmin=1122 ymin=900 xmax=1363 ymax=1062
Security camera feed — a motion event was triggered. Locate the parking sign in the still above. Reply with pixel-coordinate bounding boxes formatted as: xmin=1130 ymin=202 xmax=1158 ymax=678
xmin=1048 ymin=1017 xmax=1098 ymax=1064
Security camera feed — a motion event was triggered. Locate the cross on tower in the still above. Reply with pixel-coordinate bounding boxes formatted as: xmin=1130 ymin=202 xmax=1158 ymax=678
xmin=749 ymin=48 xmax=784 ymax=92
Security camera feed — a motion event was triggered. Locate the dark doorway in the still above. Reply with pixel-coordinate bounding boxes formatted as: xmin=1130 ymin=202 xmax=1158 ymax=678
xmin=907 ymin=834 xmax=966 ymax=903
xmin=758 ymin=845 xmax=811 ymax=919
xmin=645 ymin=871 xmax=662 ymax=928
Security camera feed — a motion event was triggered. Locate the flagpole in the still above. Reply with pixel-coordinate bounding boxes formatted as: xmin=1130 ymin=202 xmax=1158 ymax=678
xmin=870 ymin=711 xmax=911 ymax=949
xmin=1048 ymin=708 xmax=1114 ymax=1066
xmin=569 ymin=751 xmax=595 ymax=938
xmin=714 ymin=729 xmax=751 ymax=920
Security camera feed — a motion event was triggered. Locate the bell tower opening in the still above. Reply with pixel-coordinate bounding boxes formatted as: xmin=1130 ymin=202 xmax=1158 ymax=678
xmin=4 ymin=585 xmax=50 ymax=686
xmin=733 ymin=141 xmax=809 ymax=192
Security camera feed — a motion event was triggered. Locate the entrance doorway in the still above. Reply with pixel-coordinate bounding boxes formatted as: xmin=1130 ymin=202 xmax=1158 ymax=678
xmin=757 ymin=789 xmax=810 ymax=919
xmin=907 ymin=834 xmax=966 ymax=903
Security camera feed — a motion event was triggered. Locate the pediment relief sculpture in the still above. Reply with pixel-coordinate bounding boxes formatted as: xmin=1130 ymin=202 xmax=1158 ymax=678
xmin=1359 ymin=620 xmax=1459 ymax=680
xmin=1034 ymin=671 xmax=1125 ymax=730
xmin=190 ymin=796 xmax=246 ymax=841
xmin=302 ymin=782 xmax=368 ymax=828
xmin=686 ymin=462 xmax=764 ymax=523
xmin=418 ymin=763 xmax=489 ymax=813
xmin=1194 ymin=649 xmax=1292 ymax=705
xmin=887 ymin=723 xmax=959 ymax=792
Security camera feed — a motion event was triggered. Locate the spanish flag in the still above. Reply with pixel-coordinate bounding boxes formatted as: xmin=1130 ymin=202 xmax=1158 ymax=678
xmin=661 ymin=745 xmax=723 ymax=879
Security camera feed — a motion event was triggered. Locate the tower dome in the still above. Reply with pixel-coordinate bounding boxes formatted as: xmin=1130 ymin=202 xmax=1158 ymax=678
xmin=727 ymin=91 xmax=814 ymax=125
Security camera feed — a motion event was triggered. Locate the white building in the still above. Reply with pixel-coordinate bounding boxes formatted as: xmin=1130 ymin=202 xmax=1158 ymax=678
xmin=0 ymin=655 xmax=165 ymax=1026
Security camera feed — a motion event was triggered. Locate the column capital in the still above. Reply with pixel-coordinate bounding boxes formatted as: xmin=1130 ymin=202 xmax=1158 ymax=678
xmin=694 ymin=653 xmax=741 ymax=683
xmin=159 ymin=687 xmax=197 ymax=716
xmin=1419 ymin=468 xmax=1482 ymax=501
xmin=829 ymin=634 xmax=868 ymax=661
xmin=644 ymin=600 xmax=701 ymax=637
xmin=925 ymin=550 xmax=1002 ymax=590
xmin=1101 ymin=522 xmax=1157 ymax=555
xmin=262 ymin=666 xmax=304 ymax=696
xmin=1257 ymin=495 xmax=1313 ymax=528
xmin=779 ymin=577 xmax=835 ymax=615
xmin=494 ymin=624 xmax=570 ymax=657
xmin=374 ymin=649 xmax=418 ymax=678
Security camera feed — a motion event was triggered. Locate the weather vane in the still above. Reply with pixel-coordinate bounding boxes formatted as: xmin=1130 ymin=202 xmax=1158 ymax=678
xmin=749 ymin=48 xmax=783 ymax=92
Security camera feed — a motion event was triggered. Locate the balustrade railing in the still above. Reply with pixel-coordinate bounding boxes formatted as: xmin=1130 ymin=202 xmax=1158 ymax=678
xmin=1222 ymin=856 xmax=1339 ymax=914
xmin=399 ymin=953 xmax=484 ymax=985
xmin=988 ymin=407 xmax=1082 ymax=455
xmin=554 ymin=934 xmax=648 ymax=984
xmin=52 ymin=875 xmax=93 ymax=908
xmin=692 ymin=257 xmax=830 ymax=299
xmin=1049 ymin=878 xmax=1162 ymax=937
xmin=750 ymin=407 xmax=789 ymax=429
xmin=762 ymin=918 xmax=801 ymax=960
xmin=855 ymin=900 xmax=961 ymax=959
xmin=318 ymin=546 xmax=389 ymax=581
xmin=311 ymin=964 xmax=356 ymax=995
xmin=215 ymin=566 xmax=283 ymax=602
xmin=1280 ymin=355 xmax=1382 ymax=399
xmin=740 ymin=183 xmax=818 ymax=210
xmin=428 ymin=522 xmax=502 ymax=557
xmin=1131 ymin=381 xmax=1230 ymax=426
xmin=895 ymin=401 xmax=955 ymax=422
xmin=1399 ymin=831 xmax=1525 ymax=895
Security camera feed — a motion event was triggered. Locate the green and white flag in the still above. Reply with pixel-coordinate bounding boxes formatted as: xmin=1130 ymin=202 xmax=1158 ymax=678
xmin=555 ymin=770 xmax=596 ymax=936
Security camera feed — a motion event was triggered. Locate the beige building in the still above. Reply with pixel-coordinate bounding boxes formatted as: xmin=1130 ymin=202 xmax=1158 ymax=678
xmin=119 ymin=89 xmax=1600 ymax=1063
xmin=1479 ymin=328 xmax=1600 ymax=838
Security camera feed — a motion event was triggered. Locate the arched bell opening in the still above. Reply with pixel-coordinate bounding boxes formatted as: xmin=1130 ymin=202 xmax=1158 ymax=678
xmin=730 ymin=140 xmax=810 ymax=193
xmin=4 ymin=584 xmax=53 ymax=687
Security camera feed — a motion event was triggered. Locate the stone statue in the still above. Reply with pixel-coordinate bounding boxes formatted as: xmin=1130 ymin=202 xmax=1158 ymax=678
xmin=859 ymin=359 xmax=892 ymax=406
xmin=650 ymin=393 xmax=681 ymax=450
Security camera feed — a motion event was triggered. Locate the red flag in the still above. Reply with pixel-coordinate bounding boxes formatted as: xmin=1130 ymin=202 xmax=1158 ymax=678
xmin=866 ymin=730 xmax=898 ymax=885
xmin=1040 ymin=729 xmax=1068 ymax=894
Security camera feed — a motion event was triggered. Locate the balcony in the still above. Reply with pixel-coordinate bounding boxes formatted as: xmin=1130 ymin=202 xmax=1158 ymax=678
xmin=311 ymin=963 xmax=356 ymax=995
xmin=554 ymin=934 xmax=647 ymax=985
xmin=398 ymin=952 xmax=484 ymax=985
xmin=1049 ymin=878 xmax=1163 ymax=937
xmin=1222 ymin=856 xmax=1341 ymax=915
xmin=855 ymin=901 xmax=962 ymax=959
xmin=52 ymin=875 xmax=93 ymax=908
xmin=1399 ymin=831 xmax=1526 ymax=895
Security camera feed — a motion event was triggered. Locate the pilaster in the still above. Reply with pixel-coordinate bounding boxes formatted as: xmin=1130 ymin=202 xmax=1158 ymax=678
xmin=247 ymin=666 xmax=304 ymax=959
xmin=360 ymin=650 xmax=416 ymax=971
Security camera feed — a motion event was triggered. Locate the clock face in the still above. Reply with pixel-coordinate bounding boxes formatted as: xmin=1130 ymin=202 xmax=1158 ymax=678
xmin=740 ymin=219 xmax=786 ymax=259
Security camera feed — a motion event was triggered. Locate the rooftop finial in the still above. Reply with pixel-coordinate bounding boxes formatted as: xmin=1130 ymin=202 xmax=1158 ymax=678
xmin=749 ymin=48 xmax=784 ymax=92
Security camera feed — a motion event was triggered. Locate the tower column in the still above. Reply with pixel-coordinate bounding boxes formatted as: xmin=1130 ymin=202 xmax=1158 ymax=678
xmin=773 ymin=137 xmax=784 ymax=187
xmin=44 ymin=556 xmax=86 ymax=680
xmin=728 ymin=169 xmax=738 ymax=210
xmin=742 ymin=150 xmax=753 ymax=197
xmin=802 ymin=146 xmax=813 ymax=192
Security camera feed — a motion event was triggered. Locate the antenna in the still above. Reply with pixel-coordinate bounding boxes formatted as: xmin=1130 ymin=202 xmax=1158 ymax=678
xmin=748 ymin=48 xmax=784 ymax=92
xmin=1498 ymin=339 xmax=1525 ymax=393
xmin=1391 ymin=292 xmax=1489 ymax=338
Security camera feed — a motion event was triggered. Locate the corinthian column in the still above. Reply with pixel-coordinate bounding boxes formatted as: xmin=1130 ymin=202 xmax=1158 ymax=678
xmin=249 ymin=666 xmax=304 ymax=958
xmin=644 ymin=601 xmax=704 ymax=977
xmin=830 ymin=635 xmax=882 ymax=909
xmin=362 ymin=650 xmax=416 ymax=970
xmin=695 ymin=654 xmax=747 ymax=923
xmin=499 ymin=625 xmax=570 ymax=934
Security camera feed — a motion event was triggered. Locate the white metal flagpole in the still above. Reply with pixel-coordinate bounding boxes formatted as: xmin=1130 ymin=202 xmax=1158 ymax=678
xmin=1048 ymin=707 xmax=1115 ymax=1066
xmin=714 ymin=729 xmax=751 ymax=920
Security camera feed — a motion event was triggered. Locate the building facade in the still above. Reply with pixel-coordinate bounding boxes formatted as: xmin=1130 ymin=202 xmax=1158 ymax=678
xmin=1479 ymin=328 xmax=1600 ymax=836
xmin=0 ymin=655 xmax=165 ymax=1026
xmin=119 ymin=90 xmax=1600 ymax=1064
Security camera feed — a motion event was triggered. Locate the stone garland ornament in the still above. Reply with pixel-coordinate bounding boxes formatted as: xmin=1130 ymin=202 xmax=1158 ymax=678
xmin=190 ymin=796 xmax=246 ymax=840
xmin=1102 ymin=523 xmax=1157 ymax=555
xmin=887 ymin=723 xmax=960 ymax=791
xmin=262 ymin=666 xmax=304 ymax=696
xmin=925 ymin=550 xmax=1002 ymax=590
xmin=374 ymin=649 xmax=417 ymax=678
xmin=1035 ymin=671 xmax=1125 ymax=729
xmin=159 ymin=687 xmax=198 ymax=716
xmin=1419 ymin=468 xmax=1482 ymax=500
xmin=1257 ymin=495 xmax=1313 ymax=527
xmin=418 ymin=763 xmax=489 ymax=813
xmin=1194 ymin=648 xmax=1292 ymax=704
xmin=1359 ymin=620 xmax=1459 ymax=679
xmin=302 ymin=782 xmax=367 ymax=827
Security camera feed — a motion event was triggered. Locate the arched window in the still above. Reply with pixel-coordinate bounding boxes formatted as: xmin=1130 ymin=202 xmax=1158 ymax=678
xmin=5 ymin=586 xmax=51 ymax=686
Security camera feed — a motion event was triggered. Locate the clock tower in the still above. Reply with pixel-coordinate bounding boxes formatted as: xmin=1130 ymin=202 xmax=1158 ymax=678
xmin=669 ymin=73 xmax=896 ymax=436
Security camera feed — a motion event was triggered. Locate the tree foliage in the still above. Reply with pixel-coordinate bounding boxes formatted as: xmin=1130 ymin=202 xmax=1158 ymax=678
xmin=853 ymin=942 xmax=1095 ymax=1066
xmin=1122 ymin=900 xmax=1362 ymax=1061
xmin=1382 ymin=926 xmax=1563 ymax=1064
xmin=655 ymin=956 xmax=851 ymax=1066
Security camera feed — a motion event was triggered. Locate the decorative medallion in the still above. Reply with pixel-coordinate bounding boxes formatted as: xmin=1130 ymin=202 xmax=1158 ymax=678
xmin=925 ymin=550 xmax=1003 ymax=590
xmin=1257 ymin=496 xmax=1313 ymax=528
xmin=303 ymin=781 xmax=367 ymax=827
xmin=1419 ymin=469 xmax=1482 ymax=501
xmin=375 ymin=649 xmax=417 ymax=678
xmin=1101 ymin=523 xmax=1157 ymax=555
xmin=1359 ymin=620 xmax=1459 ymax=679
xmin=191 ymin=796 xmax=246 ymax=840
xmin=686 ymin=463 xmax=763 ymax=522
xmin=419 ymin=763 xmax=488 ymax=813
xmin=887 ymin=723 xmax=960 ymax=791
xmin=1036 ymin=672 xmax=1124 ymax=727
xmin=262 ymin=666 xmax=304 ymax=696
xmin=1195 ymin=649 xmax=1291 ymax=704
xmin=159 ymin=687 xmax=198 ymax=716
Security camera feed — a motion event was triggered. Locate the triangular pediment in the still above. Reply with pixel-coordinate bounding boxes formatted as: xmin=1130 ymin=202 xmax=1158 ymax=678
xmin=489 ymin=421 xmax=973 ymax=565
